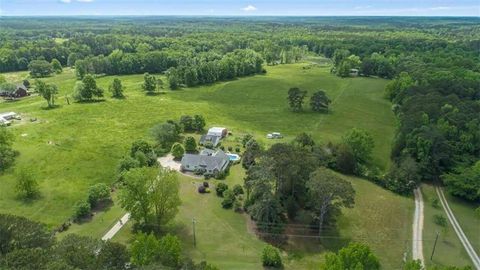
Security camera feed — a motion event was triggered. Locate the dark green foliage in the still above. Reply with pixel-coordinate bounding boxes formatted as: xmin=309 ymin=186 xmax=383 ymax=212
xmin=130 ymin=140 xmax=157 ymax=166
xmin=51 ymin=58 xmax=62 ymax=74
xmin=109 ymin=78 xmax=125 ymax=98
xmin=221 ymin=190 xmax=236 ymax=209
xmin=261 ymin=245 xmax=283 ymax=268
xmin=293 ymin=132 xmax=315 ymax=148
xmin=15 ymin=168 xmax=39 ymax=200
xmin=0 ymin=214 xmax=53 ymax=255
xmin=72 ymin=74 xmax=103 ymax=101
xmin=73 ymin=200 xmax=91 ymax=220
xmin=151 ymin=122 xmax=181 ymax=149
xmin=443 ymin=161 xmax=480 ymax=202
xmin=241 ymin=134 xmax=254 ymax=148
xmin=322 ymin=242 xmax=380 ymax=270
xmin=232 ymin=184 xmax=244 ymax=196
xmin=142 ymin=72 xmax=157 ymax=94
xmin=158 ymin=234 xmax=182 ymax=267
xmin=87 ymin=183 xmax=111 ymax=207
xmin=287 ymin=87 xmax=307 ymax=112
xmin=54 ymin=234 xmax=99 ymax=269
xmin=184 ymin=136 xmax=197 ymax=153
xmin=342 ymin=128 xmax=374 ymax=164
xmin=433 ymin=214 xmax=448 ymax=227
xmin=249 ymin=194 xmax=286 ymax=234
xmin=310 ymin=90 xmax=331 ymax=112
xmin=96 ymin=241 xmax=130 ymax=270
xmin=180 ymin=114 xmax=206 ymax=132
xmin=385 ymin=156 xmax=421 ymax=194
xmin=215 ymin=182 xmax=228 ymax=197
xmin=171 ymin=142 xmax=185 ymax=160
xmin=28 ymin=60 xmax=53 ymax=78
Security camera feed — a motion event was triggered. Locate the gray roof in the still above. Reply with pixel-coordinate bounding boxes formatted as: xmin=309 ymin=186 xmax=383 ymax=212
xmin=181 ymin=150 xmax=230 ymax=172
xmin=199 ymin=134 xmax=222 ymax=147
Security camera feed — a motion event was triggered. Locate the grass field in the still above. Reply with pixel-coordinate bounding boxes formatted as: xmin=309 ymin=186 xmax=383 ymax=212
xmin=421 ymin=184 xmax=474 ymax=268
xmin=0 ymin=63 xmax=411 ymax=268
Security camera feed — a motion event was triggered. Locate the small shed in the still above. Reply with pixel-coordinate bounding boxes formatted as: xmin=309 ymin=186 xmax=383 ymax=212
xmin=349 ymin=68 xmax=359 ymax=77
xmin=207 ymin=127 xmax=228 ymax=138
xmin=13 ymin=84 xmax=28 ymax=98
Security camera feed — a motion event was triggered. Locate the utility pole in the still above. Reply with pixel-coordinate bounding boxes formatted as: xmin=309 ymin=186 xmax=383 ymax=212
xmin=192 ymin=218 xmax=196 ymax=248
xmin=431 ymin=231 xmax=439 ymax=260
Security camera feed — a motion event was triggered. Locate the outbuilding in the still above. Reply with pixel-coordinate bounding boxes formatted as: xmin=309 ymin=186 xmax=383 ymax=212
xmin=207 ymin=127 xmax=228 ymax=138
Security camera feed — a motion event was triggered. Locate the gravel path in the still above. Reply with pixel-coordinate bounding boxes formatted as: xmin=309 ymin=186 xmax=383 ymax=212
xmin=436 ymin=187 xmax=480 ymax=269
xmin=101 ymin=213 xmax=130 ymax=241
xmin=412 ymin=187 xmax=425 ymax=265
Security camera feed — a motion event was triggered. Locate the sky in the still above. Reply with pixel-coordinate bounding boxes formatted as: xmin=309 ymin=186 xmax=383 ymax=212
xmin=0 ymin=0 xmax=479 ymax=16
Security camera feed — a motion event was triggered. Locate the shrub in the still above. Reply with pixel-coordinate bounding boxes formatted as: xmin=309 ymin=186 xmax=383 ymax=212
xmin=235 ymin=147 xmax=241 ymax=153
xmin=216 ymin=183 xmax=228 ymax=197
xmin=171 ymin=142 xmax=185 ymax=160
xmin=198 ymin=185 xmax=207 ymax=194
xmin=73 ymin=200 xmax=91 ymax=220
xmin=184 ymin=136 xmax=197 ymax=153
xmin=203 ymin=181 xmax=209 ymax=187
xmin=431 ymin=198 xmax=440 ymax=209
xmin=221 ymin=190 xmax=236 ymax=209
xmin=87 ymin=183 xmax=111 ymax=207
xmin=194 ymin=168 xmax=206 ymax=175
xmin=232 ymin=184 xmax=244 ymax=196
xmin=434 ymin=214 xmax=448 ymax=227
xmin=228 ymin=146 xmax=233 ymax=152
xmin=261 ymin=245 xmax=282 ymax=268
xmin=158 ymin=234 xmax=182 ymax=267
xmin=204 ymin=142 xmax=214 ymax=149
xmin=214 ymin=170 xmax=227 ymax=180
xmin=233 ymin=200 xmax=243 ymax=212
xmin=219 ymin=145 xmax=225 ymax=151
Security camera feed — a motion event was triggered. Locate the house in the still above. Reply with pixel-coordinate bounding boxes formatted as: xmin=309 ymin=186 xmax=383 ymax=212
xmin=207 ymin=127 xmax=228 ymax=138
xmin=181 ymin=149 xmax=230 ymax=174
xmin=199 ymin=134 xmax=222 ymax=147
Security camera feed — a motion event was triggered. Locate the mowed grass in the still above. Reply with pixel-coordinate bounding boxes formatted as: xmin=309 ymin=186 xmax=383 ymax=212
xmin=421 ymin=184 xmax=474 ymax=268
xmin=0 ymin=63 xmax=408 ymax=268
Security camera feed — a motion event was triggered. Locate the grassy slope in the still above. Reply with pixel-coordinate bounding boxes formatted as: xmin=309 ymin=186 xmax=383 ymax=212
xmin=0 ymin=63 xmax=410 ymax=268
xmin=421 ymin=184 xmax=473 ymax=268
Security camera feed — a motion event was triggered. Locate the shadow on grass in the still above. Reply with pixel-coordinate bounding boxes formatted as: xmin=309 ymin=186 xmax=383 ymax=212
xmin=41 ymin=104 xmax=61 ymax=110
xmin=76 ymin=99 xmax=106 ymax=104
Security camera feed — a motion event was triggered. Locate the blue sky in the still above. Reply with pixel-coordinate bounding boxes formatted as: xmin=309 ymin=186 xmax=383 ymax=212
xmin=0 ymin=0 xmax=479 ymax=16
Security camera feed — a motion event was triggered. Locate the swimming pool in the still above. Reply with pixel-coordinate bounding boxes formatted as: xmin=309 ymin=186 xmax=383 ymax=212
xmin=226 ymin=153 xmax=240 ymax=161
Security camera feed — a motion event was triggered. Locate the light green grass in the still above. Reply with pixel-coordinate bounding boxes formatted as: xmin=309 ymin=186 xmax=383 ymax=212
xmin=0 ymin=63 xmax=408 ymax=268
xmin=421 ymin=184 xmax=473 ymax=268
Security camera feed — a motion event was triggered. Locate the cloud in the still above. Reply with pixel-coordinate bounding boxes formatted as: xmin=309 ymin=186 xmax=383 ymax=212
xmin=429 ymin=6 xmax=451 ymax=11
xmin=60 ymin=0 xmax=94 ymax=3
xmin=76 ymin=0 xmax=94 ymax=2
xmin=242 ymin=5 xmax=257 ymax=12
xmin=60 ymin=0 xmax=72 ymax=3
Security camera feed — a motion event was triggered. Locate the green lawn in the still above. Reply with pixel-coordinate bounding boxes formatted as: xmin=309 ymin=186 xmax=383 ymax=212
xmin=0 ymin=63 xmax=410 ymax=268
xmin=421 ymin=184 xmax=474 ymax=268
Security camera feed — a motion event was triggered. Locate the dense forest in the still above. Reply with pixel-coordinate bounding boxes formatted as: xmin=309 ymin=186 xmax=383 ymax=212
xmin=0 ymin=16 xmax=479 ymax=200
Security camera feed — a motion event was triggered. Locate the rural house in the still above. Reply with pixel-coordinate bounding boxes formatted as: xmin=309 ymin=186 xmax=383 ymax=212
xmin=180 ymin=149 xmax=230 ymax=174
xmin=199 ymin=127 xmax=228 ymax=147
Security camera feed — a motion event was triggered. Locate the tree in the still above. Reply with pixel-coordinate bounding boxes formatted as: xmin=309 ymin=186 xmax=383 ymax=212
xmin=142 ymin=72 xmax=157 ymax=94
xmin=109 ymin=78 xmax=125 ymax=98
xmin=0 ymin=127 xmax=17 ymax=171
xmin=221 ymin=189 xmax=236 ymax=209
xmin=96 ymin=241 xmax=129 ymax=270
xmin=443 ymin=161 xmax=480 ymax=201
xmin=0 ymin=82 xmax=16 ymax=95
xmin=130 ymin=233 xmax=160 ymax=266
xmin=249 ymin=193 xmax=286 ymax=234
xmin=180 ymin=115 xmax=194 ymax=131
xmin=15 ymin=168 xmax=39 ymax=200
xmin=293 ymin=132 xmax=315 ymax=148
xmin=28 ymin=60 xmax=53 ymax=78
xmin=403 ymin=260 xmax=423 ymax=270
xmin=130 ymin=139 xmax=157 ymax=166
xmin=335 ymin=143 xmax=357 ymax=174
xmin=35 ymin=80 xmax=58 ymax=108
xmin=184 ymin=136 xmax=197 ymax=153
xmin=55 ymin=234 xmax=99 ymax=269
xmin=73 ymin=200 xmax=91 ymax=220
xmin=310 ymin=90 xmax=331 ymax=112
xmin=158 ymin=234 xmax=182 ymax=267
xmin=307 ymin=168 xmax=355 ymax=235
xmin=150 ymin=122 xmax=180 ymax=149
xmin=87 ymin=183 xmax=111 ymax=207
xmin=385 ymin=156 xmax=421 ymax=194
xmin=171 ymin=142 xmax=185 ymax=160
xmin=192 ymin=114 xmax=206 ymax=132
xmin=51 ymin=58 xmax=63 ymax=74
xmin=82 ymin=74 xmax=103 ymax=99
xmin=287 ymin=87 xmax=307 ymax=112
xmin=119 ymin=167 xmax=181 ymax=230
xmin=321 ymin=242 xmax=380 ymax=270
xmin=342 ymin=128 xmax=374 ymax=164
xmin=385 ymin=72 xmax=415 ymax=102
xmin=261 ymin=244 xmax=282 ymax=268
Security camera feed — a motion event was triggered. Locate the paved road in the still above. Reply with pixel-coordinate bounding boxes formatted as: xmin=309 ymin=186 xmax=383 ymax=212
xmin=101 ymin=213 xmax=130 ymax=241
xmin=412 ymin=188 xmax=425 ymax=265
xmin=436 ymin=187 xmax=480 ymax=269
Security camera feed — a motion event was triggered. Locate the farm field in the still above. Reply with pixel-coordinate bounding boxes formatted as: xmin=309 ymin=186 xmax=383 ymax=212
xmin=0 ymin=62 xmax=409 ymax=268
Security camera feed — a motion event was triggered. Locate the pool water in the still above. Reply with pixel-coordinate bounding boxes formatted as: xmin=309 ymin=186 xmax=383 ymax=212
xmin=227 ymin=153 xmax=240 ymax=161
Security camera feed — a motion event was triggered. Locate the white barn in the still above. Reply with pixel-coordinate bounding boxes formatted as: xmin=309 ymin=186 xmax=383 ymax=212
xmin=207 ymin=127 xmax=228 ymax=138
